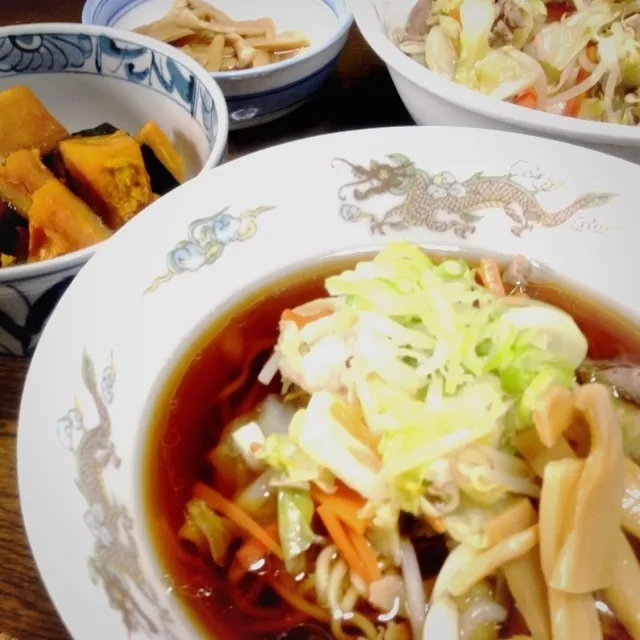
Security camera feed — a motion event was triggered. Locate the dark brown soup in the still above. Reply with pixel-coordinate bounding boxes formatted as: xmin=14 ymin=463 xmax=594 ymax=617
xmin=143 ymin=252 xmax=640 ymax=639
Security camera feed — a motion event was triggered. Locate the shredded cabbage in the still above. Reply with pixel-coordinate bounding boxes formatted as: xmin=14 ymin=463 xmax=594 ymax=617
xmin=263 ymin=243 xmax=588 ymax=541
xmin=258 ymin=429 xmax=335 ymax=492
xmin=185 ymin=499 xmax=232 ymax=566
xmin=277 ymin=488 xmax=318 ymax=574
xmin=531 ymin=1 xmax=615 ymax=73
xmin=454 ymin=0 xmax=496 ymax=87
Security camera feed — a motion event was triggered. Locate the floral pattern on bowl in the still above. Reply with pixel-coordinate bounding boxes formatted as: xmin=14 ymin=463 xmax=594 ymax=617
xmin=18 ymin=127 xmax=638 ymax=640
xmin=0 ymin=32 xmax=216 ymax=144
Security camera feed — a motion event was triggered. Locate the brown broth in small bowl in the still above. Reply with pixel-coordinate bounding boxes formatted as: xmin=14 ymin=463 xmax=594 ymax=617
xmin=143 ymin=251 xmax=640 ymax=639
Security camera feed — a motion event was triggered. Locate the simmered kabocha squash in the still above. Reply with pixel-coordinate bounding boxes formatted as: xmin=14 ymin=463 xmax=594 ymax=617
xmin=27 ymin=179 xmax=112 ymax=261
xmin=58 ymin=132 xmax=153 ymax=230
xmin=134 ymin=120 xmax=185 ymax=195
xmin=0 ymin=87 xmax=188 ymax=267
xmin=0 ymin=149 xmax=55 ymax=216
xmin=0 ymin=86 xmax=69 ymax=158
xmin=42 ymin=125 xmax=124 ymax=180
xmin=42 ymin=122 xmax=127 ymax=176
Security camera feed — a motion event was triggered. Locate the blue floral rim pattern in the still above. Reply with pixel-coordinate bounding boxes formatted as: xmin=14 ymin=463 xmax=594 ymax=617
xmin=84 ymin=0 xmax=343 ymax=27
xmin=0 ymin=33 xmax=217 ymax=146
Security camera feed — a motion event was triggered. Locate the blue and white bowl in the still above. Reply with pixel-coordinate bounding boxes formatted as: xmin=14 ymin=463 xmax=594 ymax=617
xmin=0 ymin=23 xmax=229 ymax=357
xmin=82 ymin=0 xmax=353 ymax=129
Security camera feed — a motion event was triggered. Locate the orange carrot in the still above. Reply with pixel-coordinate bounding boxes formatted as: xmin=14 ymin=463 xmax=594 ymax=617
xmin=330 ymin=401 xmax=380 ymax=454
xmin=563 ymin=96 xmax=580 ymax=117
xmin=311 ymin=483 xmax=369 ymax=535
xmin=546 ymin=2 xmax=573 ymax=21
xmin=281 ymin=307 xmax=334 ymax=328
xmin=317 ymin=503 xmax=371 ymax=582
xmin=235 ymin=522 xmax=280 ymax=572
xmin=346 ymin=527 xmax=382 ymax=582
xmin=514 ymin=89 xmax=537 ymax=110
xmin=450 ymin=7 xmax=461 ymax=22
xmin=193 ymin=482 xmax=284 ymax=560
xmin=479 ymin=258 xmax=506 ymax=297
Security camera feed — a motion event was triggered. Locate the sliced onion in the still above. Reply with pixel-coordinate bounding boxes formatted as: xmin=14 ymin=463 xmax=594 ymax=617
xmin=258 ymin=351 xmax=282 ymax=385
xmin=257 ymin=395 xmax=295 ymax=436
xmin=547 ymin=61 xmax=606 ymax=106
xmin=603 ymin=70 xmax=619 ymax=123
xmin=401 ymin=539 xmax=427 ymax=638
xmin=459 ymin=600 xmax=507 ymax=639
xmin=235 ymin=468 xmax=276 ymax=515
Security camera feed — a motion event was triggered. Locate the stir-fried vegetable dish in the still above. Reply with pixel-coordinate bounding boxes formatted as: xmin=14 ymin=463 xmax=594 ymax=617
xmin=394 ymin=0 xmax=640 ymax=124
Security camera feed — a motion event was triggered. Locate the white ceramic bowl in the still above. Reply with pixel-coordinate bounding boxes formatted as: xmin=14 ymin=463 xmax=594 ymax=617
xmin=82 ymin=0 xmax=353 ymax=129
xmin=17 ymin=125 xmax=640 ymax=639
xmin=350 ymin=0 xmax=640 ymax=165
xmin=0 ymin=22 xmax=229 ymax=357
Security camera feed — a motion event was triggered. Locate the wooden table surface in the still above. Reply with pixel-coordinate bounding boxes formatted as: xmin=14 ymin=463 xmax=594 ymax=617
xmin=0 ymin=2 xmax=412 ymax=638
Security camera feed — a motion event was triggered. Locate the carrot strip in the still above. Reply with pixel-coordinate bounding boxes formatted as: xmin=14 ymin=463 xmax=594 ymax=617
xmin=514 ymin=89 xmax=537 ymax=110
xmin=193 ymin=482 xmax=284 ymax=559
xmin=236 ymin=522 xmax=279 ymax=571
xmin=450 ymin=7 xmax=461 ymax=22
xmin=311 ymin=483 xmax=369 ymax=535
xmin=479 ymin=258 xmax=506 ymax=297
xmin=347 ymin=527 xmax=382 ymax=582
xmin=330 ymin=401 xmax=380 ymax=454
xmin=563 ymin=96 xmax=580 ymax=117
xmin=317 ymin=503 xmax=371 ymax=581
xmin=281 ymin=307 xmax=334 ymax=328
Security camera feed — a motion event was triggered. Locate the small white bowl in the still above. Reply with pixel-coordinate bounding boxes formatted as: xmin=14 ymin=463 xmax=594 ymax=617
xmin=0 ymin=22 xmax=229 ymax=357
xmin=82 ymin=0 xmax=353 ymax=129
xmin=350 ymin=0 xmax=640 ymax=165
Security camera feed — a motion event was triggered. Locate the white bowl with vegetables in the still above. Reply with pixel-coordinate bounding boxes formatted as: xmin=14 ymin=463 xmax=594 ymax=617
xmin=17 ymin=125 xmax=640 ymax=640
xmin=82 ymin=0 xmax=353 ymax=129
xmin=350 ymin=0 xmax=640 ymax=164
xmin=0 ymin=22 xmax=228 ymax=357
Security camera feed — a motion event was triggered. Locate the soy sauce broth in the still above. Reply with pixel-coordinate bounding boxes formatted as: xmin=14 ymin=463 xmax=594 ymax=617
xmin=143 ymin=251 xmax=640 ymax=638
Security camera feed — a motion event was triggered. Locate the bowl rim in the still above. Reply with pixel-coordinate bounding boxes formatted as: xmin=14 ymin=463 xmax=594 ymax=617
xmin=0 ymin=21 xmax=229 ymax=285
xmin=81 ymin=0 xmax=355 ymax=82
xmin=350 ymin=0 xmax=640 ymax=147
